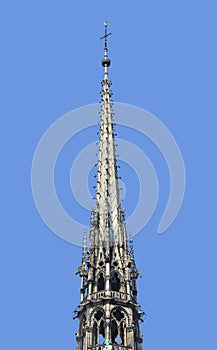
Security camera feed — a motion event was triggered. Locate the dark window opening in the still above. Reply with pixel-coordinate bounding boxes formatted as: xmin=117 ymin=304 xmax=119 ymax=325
xmin=95 ymin=310 xmax=103 ymax=321
xmin=113 ymin=309 xmax=124 ymax=321
xmin=111 ymin=320 xmax=118 ymax=344
xmin=98 ymin=273 xmax=105 ymax=291
xmin=120 ymin=322 xmax=125 ymax=346
xmin=93 ymin=322 xmax=98 ymax=346
xmin=99 ymin=320 xmax=105 ymax=341
xmin=110 ymin=272 xmax=120 ymax=292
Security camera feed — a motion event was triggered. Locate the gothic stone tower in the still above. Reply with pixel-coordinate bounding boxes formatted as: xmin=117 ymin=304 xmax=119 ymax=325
xmin=75 ymin=24 xmax=144 ymax=350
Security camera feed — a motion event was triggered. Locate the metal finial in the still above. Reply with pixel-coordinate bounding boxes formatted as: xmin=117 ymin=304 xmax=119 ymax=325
xmin=100 ymin=22 xmax=111 ymax=59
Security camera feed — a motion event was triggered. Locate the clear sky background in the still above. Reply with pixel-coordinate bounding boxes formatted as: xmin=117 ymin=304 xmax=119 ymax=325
xmin=1 ymin=1 xmax=217 ymax=349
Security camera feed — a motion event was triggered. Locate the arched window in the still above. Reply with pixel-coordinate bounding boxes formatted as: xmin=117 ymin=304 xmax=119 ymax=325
xmin=111 ymin=307 xmax=127 ymax=347
xmin=111 ymin=307 xmax=128 ymax=349
xmin=92 ymin=308 xmax=105 ymax=348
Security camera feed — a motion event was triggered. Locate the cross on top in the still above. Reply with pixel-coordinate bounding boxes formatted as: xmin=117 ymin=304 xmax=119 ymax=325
xmin=100 ymin=22 xmax=111 ymax=49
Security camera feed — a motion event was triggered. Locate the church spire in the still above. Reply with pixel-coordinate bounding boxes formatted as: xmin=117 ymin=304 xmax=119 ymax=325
xmin=75 ymin=24 xmax=143 ymax=350
xmin=93 ymin=22 xmax=124 ymax=249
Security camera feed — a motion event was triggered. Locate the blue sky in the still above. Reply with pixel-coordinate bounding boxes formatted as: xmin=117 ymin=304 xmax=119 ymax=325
xmin=1 ymin=1 xmax=217 ymax=349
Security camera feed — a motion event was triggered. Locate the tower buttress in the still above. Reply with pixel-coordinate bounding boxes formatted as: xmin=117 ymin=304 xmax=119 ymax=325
xmin=75 ymin=23 xmax=144 ymax=350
